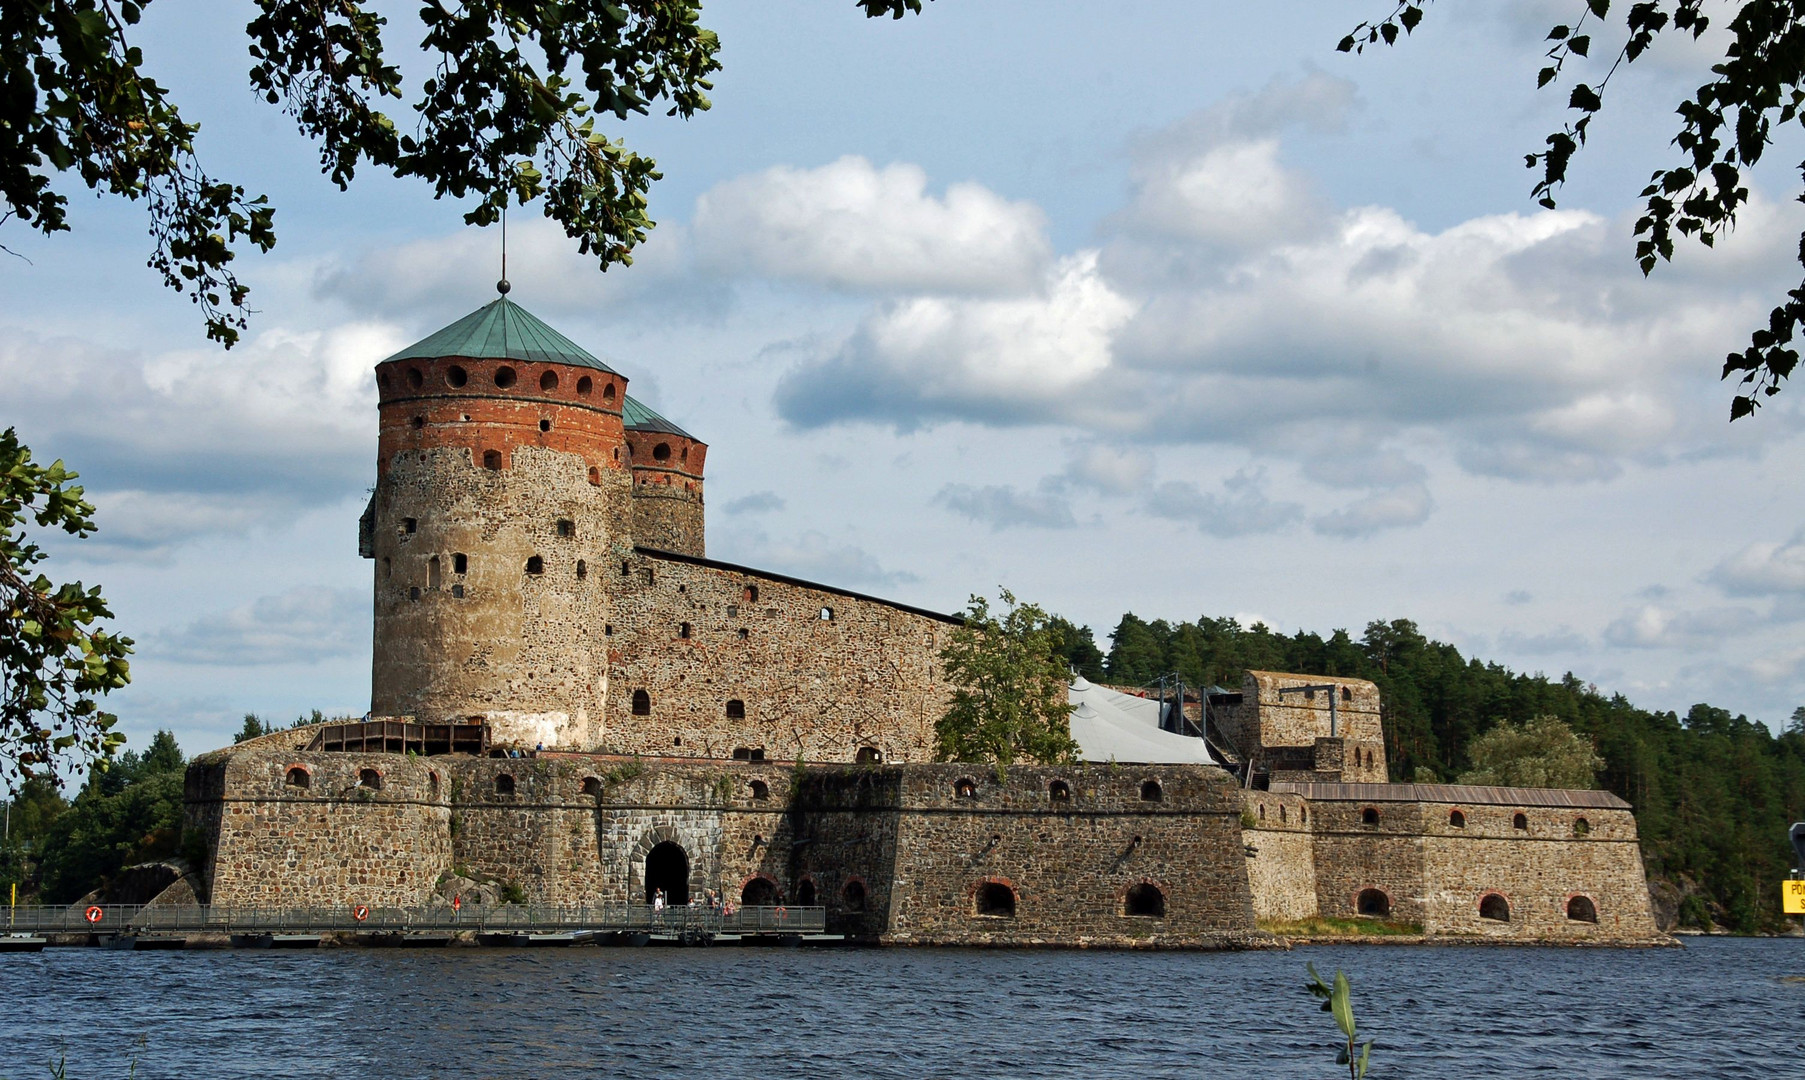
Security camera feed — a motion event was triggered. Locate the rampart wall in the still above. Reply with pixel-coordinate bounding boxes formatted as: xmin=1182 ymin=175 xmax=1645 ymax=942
xmin=605 ymin=550 xmax=957 ymax=764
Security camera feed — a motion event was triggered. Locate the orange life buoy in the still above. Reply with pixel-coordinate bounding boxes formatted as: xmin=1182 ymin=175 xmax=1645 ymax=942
xmin=774 ymin=906 xmax=787 ymax=921
xmin=84 ymin=905 xmax=103 ymax=924
xmin=353 ymin=904 xmax=369 ymax=922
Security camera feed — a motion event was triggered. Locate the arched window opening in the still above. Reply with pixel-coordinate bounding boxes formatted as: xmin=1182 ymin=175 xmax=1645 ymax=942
xmin=525 ymin=555 xmax=544 ymax=575
xmin=1356 ymin=888 xmax=1390 ymax=918
xmin=428 ymin=555 xmax=442 ymax=589
xmin=631 ymin=690 xmax=651 ymax=716
xmin=1280 ymin=805 xmax=1288 ymax=823
xmin=796 ymin=879 xmax=818 ymax=906
xmin=749 ymin=779 xmax=770 ymax=800
xmin=679 ymin=622 xmax=692 ymax=639
xmin=540 ymin=370 xmax=559 ymax=391
xmin=447 ymin=365 xmax=468 ymax=388
xmin=1301 ymin=806 xmax=1307 ymax=824
xmin=843 ymin=880 xmax=867 ymax=912
xmin=582 ymin=776 xmax=602 ymax=797
xmin=495 ymin=774 xmax=516 ymax=795
xmin=285 ymin=767 xmax=310 ymax=789
xmin=1140 ymin=780 xmax=1163 ymax=802
xmin=1449 ymin=809 xmax=1467 ymax=829
xmin=646 ymin=842 xmax=690 ymax=904
xmin=378 ymin=371 xmax=390 ymax=390
xmin=1342 ymin=686 xmax=1353 ymax=701
xmin=726 ymin=699 xmax=746 ymax=720
xmin=358 ymin=768 xmax=382 ymax=791
xmin=954 ymin=778 xmax=978 ymax=799
xmin=819 ymin=606 xmax=835 ymax=621
xmin=588 ymin=466 xmax=601 ymax=485
xmin=1048 ymin=780 xmax=1071 ymax=803
xmin=1124 ymin=883 xmax=1166 ymax=918
xmin=741 ymin=877 xmax=779 ymax=907
xmin=653 ymin=442 xmax=672 ymax=461
xmin=681 ymin=446 xmax=689 ymax=462
xmin=975 ymin=882 xmax=1016 ymax=918
xmin=406 ymin=367 xmax=424 ymax=389
xmin=1574 ymin=817 xmax=1591 ymax=837
xmin=1479 ymin=893 xmax=1511 ymax=922
xmin=482 ymin=449 xmax=502 ymax=470
xmin=576 ymin=375 xmax=593 ymax=396
xmin=556 ymin=518 xmax=574 ymax=538
xmin=1361 ymin=807 xmax=1381 ymax=826
xmin=1259 ymin=803 xmax=1266 ymax=820
xmin=411 ymin=414 xmax=425 ymax=429
xmin=576 ymin=560 xmax=587 ymax=580
xmin=1513 ymin=812 xmax=1529 ymax=831
xmin=494 ymin=366 xmax=517 ymax=389
xmin=856 ymin=746 xmax=883 ymax=764
xmin=745 ymin=585 xmax=759 ymax=602
xmin=453 ymin=553 xmax=467 ymax=574
xmin=428 ymin=772 xmax=440 ymax=799
xmin=1567 ymin=895 xmax=1599 ymax=923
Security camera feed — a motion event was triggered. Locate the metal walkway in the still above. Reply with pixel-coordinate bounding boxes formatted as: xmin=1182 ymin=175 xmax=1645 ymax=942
xmin=2 ymin=903 xmax=826 ymax=938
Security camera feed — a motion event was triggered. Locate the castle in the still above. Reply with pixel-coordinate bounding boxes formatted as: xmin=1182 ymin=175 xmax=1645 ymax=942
xmin=184 ymin=296 xmax=1663 ymax=946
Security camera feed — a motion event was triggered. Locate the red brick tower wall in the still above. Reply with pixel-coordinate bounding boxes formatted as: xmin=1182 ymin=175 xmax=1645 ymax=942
xmin=369 ymin=354 xmax=633 ymax=748
xmin=625 ymin=429 xmax=706 ymax=557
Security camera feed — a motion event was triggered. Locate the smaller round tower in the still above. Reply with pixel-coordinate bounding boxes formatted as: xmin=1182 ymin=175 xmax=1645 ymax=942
xmin=622 ymin=397 xmax=707 ymax=557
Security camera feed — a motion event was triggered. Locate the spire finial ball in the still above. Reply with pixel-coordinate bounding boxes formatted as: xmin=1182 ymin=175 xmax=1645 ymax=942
xmin=497 ymin=278 xmax=511 ymax=295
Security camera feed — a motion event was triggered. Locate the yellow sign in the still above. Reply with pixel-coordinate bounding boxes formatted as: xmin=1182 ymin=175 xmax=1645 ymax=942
xmin=1784 ymin=880 xmax=1805 ymax=915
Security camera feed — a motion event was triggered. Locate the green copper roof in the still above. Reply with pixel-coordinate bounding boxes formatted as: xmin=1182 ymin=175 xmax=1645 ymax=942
xmin=622 ymin=396 xmax=698 ymax=441
xmin=385 ymin=298 xmax=619 ymax=373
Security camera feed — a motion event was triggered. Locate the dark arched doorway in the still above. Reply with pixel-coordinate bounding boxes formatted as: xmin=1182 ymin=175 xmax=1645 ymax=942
xmin=795 ymin=879 xmax=818 ymax=906
xmin=644 ymin=841 xmax=689 ymax=905
xmin=741 ymin=877 xmax=780 ymax=906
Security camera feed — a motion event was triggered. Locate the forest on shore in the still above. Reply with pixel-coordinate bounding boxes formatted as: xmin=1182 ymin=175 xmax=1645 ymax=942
xmin=4 ymin=614 xmax=1801 ymax=931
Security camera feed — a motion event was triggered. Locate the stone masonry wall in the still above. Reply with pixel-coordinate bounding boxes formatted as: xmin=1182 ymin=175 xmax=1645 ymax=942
xmin=1215 ymin=672 xmax=1387 ymax=783
xmin=605 ymin=551 xmax=957 ymax=764
xmin=1242 ymin=791 xmax=1317 ymax=922
xmin=883 ymin=764 xmax=1260 ymax=947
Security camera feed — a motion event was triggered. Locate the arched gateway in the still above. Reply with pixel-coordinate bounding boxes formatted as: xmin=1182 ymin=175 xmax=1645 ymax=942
xmin=645 ymin=841 xmax=690 ymax=905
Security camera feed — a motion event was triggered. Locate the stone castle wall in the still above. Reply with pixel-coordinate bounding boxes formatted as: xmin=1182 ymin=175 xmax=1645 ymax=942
xmin=624 ymin=426 xmax=706 ymax=558
xmin=1213 ymin=672 xmax=1387 ymax=783
xmin=1242 ymin=791 xmax=1317 ymax=921
xmin=605 ymin=550 xmax=957 ymax=764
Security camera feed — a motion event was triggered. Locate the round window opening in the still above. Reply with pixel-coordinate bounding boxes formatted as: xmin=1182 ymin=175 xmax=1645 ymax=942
xmin=1124 ymin=883 xmax=1166 ymax=918
xmin=653 ymin=443 xmax=672 ymax=462
xmin=406 ymin=368 xmax=423 ymax=389
xmin=975 ymin=882 xmax=1016 ymax=918
xmin=540 ymin=370 xmax=559 ymax=391
xmin=446 ymin=365 xmax=468 ymax=388
xmin=494 ymin=366 xmax=517 ymax=389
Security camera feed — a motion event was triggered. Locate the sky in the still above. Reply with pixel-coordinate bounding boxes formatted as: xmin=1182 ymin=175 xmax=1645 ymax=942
xmin=6 ymin=0 xmax=1805 ymax=761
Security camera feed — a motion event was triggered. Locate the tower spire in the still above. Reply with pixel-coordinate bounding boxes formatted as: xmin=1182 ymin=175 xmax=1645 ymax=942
xmin=497 ymin=203 xmax=511 ymax=296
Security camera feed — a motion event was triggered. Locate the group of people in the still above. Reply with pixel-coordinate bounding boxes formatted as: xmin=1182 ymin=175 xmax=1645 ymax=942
xmin=648 ymin=889 xmax=737 ymax=920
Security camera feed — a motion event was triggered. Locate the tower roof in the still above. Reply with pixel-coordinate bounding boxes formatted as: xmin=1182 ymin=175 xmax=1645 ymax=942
xmin=622 ymin=396 xmax=700 ymax=442
xmin=385 ymin=298 xmax=619 ymax=373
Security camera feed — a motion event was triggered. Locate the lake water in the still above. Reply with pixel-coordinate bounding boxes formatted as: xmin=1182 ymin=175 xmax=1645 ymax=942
xmin=2 ymin=937 xmax=1801 ymax=1079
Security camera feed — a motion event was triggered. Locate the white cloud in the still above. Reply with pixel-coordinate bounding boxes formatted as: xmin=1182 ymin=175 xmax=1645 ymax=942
xmin=693 ymin=156 xmax=1051 ymax=295
xmin=934 ymin=484 xmax=1076 ymax=531
xmin=1711 ymin=531 xmax=1805 ymax=596
xmin=1312 ymin=483 xmax=1435 ymax=537
xmin=1143 ymin=469 xmax=1303 ymax=537
xmin=1603 ymin=604 xmax=1763 ymax=649
xmin=155 ymin=586 xmax=368 ymax=666
xmin=1 ymin=324 xmax=392 ymax=557
xmin=724 ymin=491 xmax=787 ymax=516
xmin=1057 ymin=443 xmax=1156 ymax=495
xmin=775 ymin=251 xmax=1135 ymax=429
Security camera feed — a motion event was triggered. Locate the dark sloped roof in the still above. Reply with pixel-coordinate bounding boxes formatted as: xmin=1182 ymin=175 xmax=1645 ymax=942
xmin=385 ymin=298 xmax=618 ymax=373
xmin=1270 ymin=782 xmax=1630 ymax=809
xmin=622 ymin=396 xmax=698 ymax=441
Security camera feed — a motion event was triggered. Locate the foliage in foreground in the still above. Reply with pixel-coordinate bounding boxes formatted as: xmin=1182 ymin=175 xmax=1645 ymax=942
xmin=1305 ymin=962 xmax=1374 ymax=1080
xmin=936 ymin=589 xmax=1078 ymax=773
xmin=0 ymin=429 xmax=131 ymax=791
xmin=1099 ymin=612 xmax=1805 ymax=932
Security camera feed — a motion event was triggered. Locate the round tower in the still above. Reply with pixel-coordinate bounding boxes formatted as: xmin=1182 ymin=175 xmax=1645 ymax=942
xmin=365 ymin=295 xmax=632 ymax=748
xmin=622 ymin=397 xmax=707 ymax=557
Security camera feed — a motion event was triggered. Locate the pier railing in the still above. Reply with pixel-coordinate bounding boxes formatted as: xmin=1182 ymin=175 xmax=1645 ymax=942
xmin=1 ymin=903 xmax=825 ymax=936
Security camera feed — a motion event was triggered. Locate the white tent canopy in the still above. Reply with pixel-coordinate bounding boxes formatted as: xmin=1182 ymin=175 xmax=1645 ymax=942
xmin=1066 ymin=676 xmax=1223 ymax=765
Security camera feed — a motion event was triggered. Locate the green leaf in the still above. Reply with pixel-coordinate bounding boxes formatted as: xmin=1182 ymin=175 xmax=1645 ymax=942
xmin=1331 ymin=970 xmax=1356 ymax=1038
